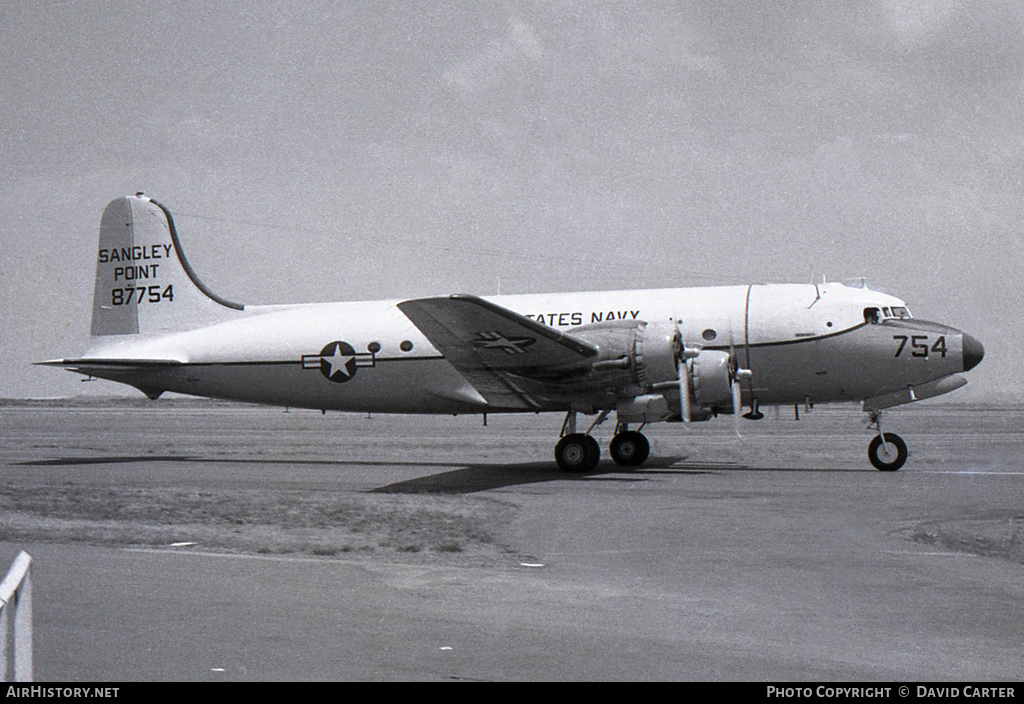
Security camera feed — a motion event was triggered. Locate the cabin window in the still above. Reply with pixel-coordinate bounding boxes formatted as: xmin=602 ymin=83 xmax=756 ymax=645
xmin=863 ymin=308 xmax=880 ymax=324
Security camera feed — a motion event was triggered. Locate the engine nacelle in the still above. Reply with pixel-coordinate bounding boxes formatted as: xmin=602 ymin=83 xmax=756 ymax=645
xmin=632 ymin=322 xmax=680 ymax=388
xmin=616 ymin=393 xmax=674 ymax=424
xmin=571 ymin=320 xmax=680 ymax=388
xmin=569 ymin=321 xmax=678 ymax=422
xmin=571 ymin=322 xmax=737 ymax=420
xmin=611 ymin=345 xmax=737 ymax=423
xmin=687 ymin=350 xmax=735 ymax=414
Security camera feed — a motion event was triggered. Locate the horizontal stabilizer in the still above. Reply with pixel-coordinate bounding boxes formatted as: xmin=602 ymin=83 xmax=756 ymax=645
xmin=35 ymin=358 xmax=183 ymax=372
xmin=35 ymin=357 xmax=183 ymax=400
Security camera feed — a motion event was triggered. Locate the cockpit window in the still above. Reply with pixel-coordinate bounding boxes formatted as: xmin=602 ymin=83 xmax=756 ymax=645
xmin=865 ymin=306 xmax=912 ymax=324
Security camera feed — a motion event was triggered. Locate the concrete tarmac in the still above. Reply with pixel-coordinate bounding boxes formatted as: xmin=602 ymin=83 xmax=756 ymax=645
xmin=1 ymin=400 xmax=1022 ymax=681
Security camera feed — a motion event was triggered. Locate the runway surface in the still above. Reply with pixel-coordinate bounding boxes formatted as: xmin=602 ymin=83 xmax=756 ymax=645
xmin=1 ymin=400 xmax=1023 ymax=681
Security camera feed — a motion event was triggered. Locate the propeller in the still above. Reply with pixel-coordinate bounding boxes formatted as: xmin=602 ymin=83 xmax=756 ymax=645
xmin=680 ymin=357 xmax=692 ymax=422
xmin=672 ymin=321 xmax=750 ymax=430
xmin=673 ymin=321 xmax=696 ymax=423
xmin=731 ymin=365 xmax=753 ymax=438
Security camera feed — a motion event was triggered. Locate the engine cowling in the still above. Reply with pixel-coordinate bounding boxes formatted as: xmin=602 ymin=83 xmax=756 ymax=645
xmin=570 ymin=320 xmax=680 ymax=387
xmin=687 ymin=350 xmax=735 ymax=414
xmin=632 ymin=322 xmax=680 ymax=389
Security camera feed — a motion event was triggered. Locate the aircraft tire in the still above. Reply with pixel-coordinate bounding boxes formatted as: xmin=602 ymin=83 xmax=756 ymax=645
xmin=609 ymin=431 xmax=650 ymax=467
xmin=868 ymin=433 xmax=908 ymax=471
xmin=555 ymin=434 xmax=601 ymax=473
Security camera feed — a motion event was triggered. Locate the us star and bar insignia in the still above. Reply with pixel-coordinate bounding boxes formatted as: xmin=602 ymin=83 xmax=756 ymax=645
xmin=472 ymin=331 xmax=538 ymax=355
xmin=301 ymin=341 xmax=375 ymax=383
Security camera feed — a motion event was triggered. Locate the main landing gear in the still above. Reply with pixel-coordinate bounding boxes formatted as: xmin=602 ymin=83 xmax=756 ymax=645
xmin=866 ymin=410 xmax=908 ymax=471
xmin=554 ymin=411 xmax=650 ymax=473
xmin=554 ymin=434 xmax=601 ymax=473
xmin=609 ymin=430 xmax=650 ymax=467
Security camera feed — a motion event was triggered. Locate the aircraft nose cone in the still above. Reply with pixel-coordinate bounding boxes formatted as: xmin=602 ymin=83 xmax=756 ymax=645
xmin=962 ymin=333 xmax=984 ymax=372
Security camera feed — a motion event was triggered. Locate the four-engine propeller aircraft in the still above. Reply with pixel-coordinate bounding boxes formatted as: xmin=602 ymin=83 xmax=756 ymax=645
xmin=40 ymin=194 xmax=984 ymax=472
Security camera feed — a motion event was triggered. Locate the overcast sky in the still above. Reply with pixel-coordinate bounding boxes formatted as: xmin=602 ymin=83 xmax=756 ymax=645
xmin=2 ymin=0 xmax=1021 ymax=402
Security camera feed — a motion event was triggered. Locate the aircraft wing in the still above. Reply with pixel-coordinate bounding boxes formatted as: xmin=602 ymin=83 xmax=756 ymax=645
xmin=397 ymin=294 xmax=598 ymax=410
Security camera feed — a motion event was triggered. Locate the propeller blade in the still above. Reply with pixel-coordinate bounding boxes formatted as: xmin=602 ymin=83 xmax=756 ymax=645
xmin=680 ymin=359 xmax=692 ymax=422
xmin=672 ymin=321 xmax=692 ymax=423
xmin=731 ymin=376 xmax=743 ymax=438
xmin=730 ymin=360 xmax=752 ymax=438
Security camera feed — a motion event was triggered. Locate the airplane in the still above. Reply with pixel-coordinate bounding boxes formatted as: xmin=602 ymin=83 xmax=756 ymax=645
xmin=39 ymin=194 xmax=984 ymax=472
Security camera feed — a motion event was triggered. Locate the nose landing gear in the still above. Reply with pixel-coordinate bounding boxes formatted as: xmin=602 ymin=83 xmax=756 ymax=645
xmin=866 ymin=410 xmax=908 ymax=471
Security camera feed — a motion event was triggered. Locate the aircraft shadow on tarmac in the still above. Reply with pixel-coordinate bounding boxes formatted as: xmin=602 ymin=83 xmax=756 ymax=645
xmin=369 ymin=458 xmax=877 ymax=494
xmin=15 ymin=454 xmax=864 ymax=496
xmin=370 ymin=456 xmax=729 ymax=495
xmin=17 ymin=455 xmax=200 ymax=466
xmin=17 ymin=454 xmax=733 ymax=495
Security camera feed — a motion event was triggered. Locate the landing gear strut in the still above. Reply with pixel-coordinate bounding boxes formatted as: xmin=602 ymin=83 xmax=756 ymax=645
xmin=866 ymin=410 xmax=908 ymax=471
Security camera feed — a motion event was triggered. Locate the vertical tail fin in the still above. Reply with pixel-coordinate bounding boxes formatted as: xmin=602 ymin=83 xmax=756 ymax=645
xmin=90 ymin=194 xmax=245 ymax=336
